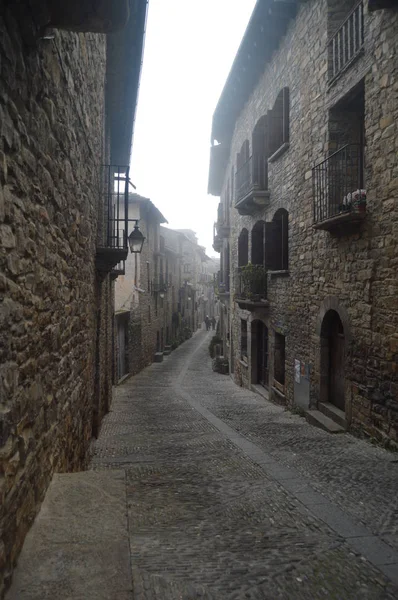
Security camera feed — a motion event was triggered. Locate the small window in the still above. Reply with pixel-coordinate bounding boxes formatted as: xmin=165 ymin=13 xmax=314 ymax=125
xmin=268 ymin=88 xmax=289 ymax=159
xmin=274 ymin=333 xmax=286 ymax=387
xmin=148 ymin=306 xmax=151 ymax=323
xmin=241 ymin=319 xmax=248 ymax=360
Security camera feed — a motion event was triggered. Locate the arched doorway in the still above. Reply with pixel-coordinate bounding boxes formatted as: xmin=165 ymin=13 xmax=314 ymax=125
xmin=320 ymin=310 xmax=345 ymax=411
xmin=251 ymin=320 xmax=269 ymax=389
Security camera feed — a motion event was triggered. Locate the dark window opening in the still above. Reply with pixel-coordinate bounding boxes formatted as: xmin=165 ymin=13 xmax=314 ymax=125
xmin=274 ymin=333 xmax=286 ymax=387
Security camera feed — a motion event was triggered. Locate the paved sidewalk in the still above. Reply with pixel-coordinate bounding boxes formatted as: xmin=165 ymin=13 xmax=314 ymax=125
xmin=91 ymin=329 xmax=398 ymax=599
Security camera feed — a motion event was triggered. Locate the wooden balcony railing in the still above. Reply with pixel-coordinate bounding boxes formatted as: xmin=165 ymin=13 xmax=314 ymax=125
xmin=329 ymin=1 xmax=364 ymax=82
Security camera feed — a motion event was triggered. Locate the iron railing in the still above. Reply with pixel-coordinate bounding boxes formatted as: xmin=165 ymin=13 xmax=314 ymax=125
xmin=329 ymin=1 xmax=364 ymax=81
xmin=235 ymin=154 xmax=268 ymax=204
xmin=102 ymin=164 xmax=130 ymax=250
xmin=152 ymin=275 xmax=167 ymax=293
xmin=236 ymin=265 xmax=267 ymax=301
xmin=216 ymin=270 xmax=230 ymax=294
xmin=313 ymin=144 xmax=365 ymax=223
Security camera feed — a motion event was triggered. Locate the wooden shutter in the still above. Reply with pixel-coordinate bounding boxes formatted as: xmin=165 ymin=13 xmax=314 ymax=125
xmin=281 ymin=211 xmax=289 ymax=270
xmin=264 ymin=221 xmax=280 ymax=271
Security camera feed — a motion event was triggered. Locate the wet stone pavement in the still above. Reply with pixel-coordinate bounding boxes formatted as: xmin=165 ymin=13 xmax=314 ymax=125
xmin=92 ymin=329 xmax=398 ymax=599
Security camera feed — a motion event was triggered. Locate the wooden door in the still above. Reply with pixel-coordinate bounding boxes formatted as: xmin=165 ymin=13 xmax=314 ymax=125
xmin=329 ymin=316 xmax=345 ymax=410
xmin=257 ymin=322 xmax=269 ymax=388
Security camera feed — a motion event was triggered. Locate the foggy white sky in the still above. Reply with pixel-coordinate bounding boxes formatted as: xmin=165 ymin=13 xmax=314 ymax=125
xmin=130 ymin=0 xmax=256 ymax=256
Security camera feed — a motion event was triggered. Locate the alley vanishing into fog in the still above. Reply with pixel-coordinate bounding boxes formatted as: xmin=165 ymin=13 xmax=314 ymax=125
xmin=8 ymin=330 xmax=398 ymax=599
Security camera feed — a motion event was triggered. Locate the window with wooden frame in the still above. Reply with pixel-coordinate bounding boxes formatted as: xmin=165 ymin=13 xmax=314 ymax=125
xmin=264 ymin=209 xmax=289 ymax=272
xmin=268 ymin=87 xmax=290 ymax=161
xmin=241 ymin=319 xmax=248 ymax=361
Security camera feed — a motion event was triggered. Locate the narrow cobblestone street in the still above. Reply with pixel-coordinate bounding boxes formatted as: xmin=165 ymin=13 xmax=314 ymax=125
xmin=91 ymin=329 xmax=398 ymax=599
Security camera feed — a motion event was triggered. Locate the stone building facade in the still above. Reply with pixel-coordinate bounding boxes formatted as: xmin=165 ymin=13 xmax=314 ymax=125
xmin=115 ymin=194 xmax=168 ymax=378
xmin=0 ymin=0 xmax=147 ymax=594
xmin=115 ymin=221 xmax=219 ymax=381
xmin=209 ymin=0 xmax=398 ymax=444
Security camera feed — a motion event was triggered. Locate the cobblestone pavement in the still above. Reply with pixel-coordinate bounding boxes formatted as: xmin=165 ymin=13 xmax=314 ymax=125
xmin=92 ymin=330 xmax=398 ymax=599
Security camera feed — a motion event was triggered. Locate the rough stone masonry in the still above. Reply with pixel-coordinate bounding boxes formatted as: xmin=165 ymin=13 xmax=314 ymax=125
xmin=0 ymin=6 xmax=115 ymax=595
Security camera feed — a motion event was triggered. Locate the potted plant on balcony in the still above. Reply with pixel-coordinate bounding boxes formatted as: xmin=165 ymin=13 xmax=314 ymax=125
xmin=239 ymin=263 xmax=267 ymax=301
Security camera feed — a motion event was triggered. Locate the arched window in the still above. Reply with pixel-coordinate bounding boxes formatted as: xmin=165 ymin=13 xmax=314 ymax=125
xmin=251 ymin=221 xmax=266 ymax=266
xmin=264 ymin=209 xmax=289 ymax=271
xmin=268 ymin=88 xmax=289 ymax=158
xmin=238 ymin=228 xmax=249 ymax=267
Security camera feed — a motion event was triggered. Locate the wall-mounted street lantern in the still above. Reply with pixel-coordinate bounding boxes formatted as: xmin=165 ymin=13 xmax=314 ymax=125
xmin=128 ymin=221 xmax=145 ymax=254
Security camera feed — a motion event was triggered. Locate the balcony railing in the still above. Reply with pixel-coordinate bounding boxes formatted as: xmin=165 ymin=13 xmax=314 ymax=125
xmin=213 ymin=223 xmax=222 ymax=252
xmin=152 ymin=275 xmax=167 ymax=293
xmin=216 ymin=270 xmax=230 ymax=295
xmin=236 ymin=265 xmax=268 ymax=303
xmin=329 ymin=1 xmax=364 ymax=82
xmin=313 ymin=143 xmax=366 ymax=226
xmin=235 ymin=154 xmax=268 ymax=204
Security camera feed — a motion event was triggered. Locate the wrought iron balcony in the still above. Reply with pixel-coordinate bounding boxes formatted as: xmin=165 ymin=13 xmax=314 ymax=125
xmin=95 ymin=164 xmax=130 ymax=278
xmin=152 ymin=275 xmax=167 ymax=293
xmin=213 ymin=223 xmax=222 ymax=253
xmin=235 ymin=154 xmax=270 ymax=215
xmin=216 ymin=270 xmax=230 ymax=299
xmin=216 ymin=202 xmax=230 ymax=238
xmin=235 ymin=265 xmax=269 ymax=310
xmin=329 ymin=1 xmax=364 ymax=83
xmin=313 ymin=144 xmax=366 ymax=231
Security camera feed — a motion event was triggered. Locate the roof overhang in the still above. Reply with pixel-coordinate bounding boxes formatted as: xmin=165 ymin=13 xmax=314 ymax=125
xmin=208 ymin=0 xmax=298 ymax=193
xmin=106 ymin=0 xmax=149 ymax=167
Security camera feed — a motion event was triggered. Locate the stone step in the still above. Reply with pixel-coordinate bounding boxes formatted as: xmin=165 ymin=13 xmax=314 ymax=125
xmin=163 ymin=345 xmax=172 ymax=356
xmin=305 ymin=409 xmax=345 ymax=434
xmin=6 ymin=470 xmax=131 ymax=600
xmin=154 ymin=352 xmax=164 ymax=362
xmin=318 ymin=401 xmax=347 ymax=429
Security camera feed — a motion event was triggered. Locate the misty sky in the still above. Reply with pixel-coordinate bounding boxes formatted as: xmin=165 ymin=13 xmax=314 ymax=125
xmin=130 ymin=0 xmax=256 ymax=256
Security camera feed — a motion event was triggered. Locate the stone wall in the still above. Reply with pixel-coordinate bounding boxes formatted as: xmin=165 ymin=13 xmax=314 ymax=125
xmin=216 ymin=0 xmax=398 ymax=445
xmin=0 ymin=7 xmax=112 ymax=594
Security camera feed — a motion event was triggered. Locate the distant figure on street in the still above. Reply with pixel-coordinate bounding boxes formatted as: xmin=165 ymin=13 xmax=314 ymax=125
xmin=205 ymin=316 xmax=210 ymax=331
xmin=211 ymin=316 xmax=216 ymax=330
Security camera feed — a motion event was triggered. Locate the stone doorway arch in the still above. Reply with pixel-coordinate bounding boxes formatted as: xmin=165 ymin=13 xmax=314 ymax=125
xmin=316 ymin=297 xmax=351 ymax=415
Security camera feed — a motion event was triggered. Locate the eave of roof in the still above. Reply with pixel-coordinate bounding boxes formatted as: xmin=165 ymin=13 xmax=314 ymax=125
xmin=106 ymin=0 xmax=149 ymax=167
xmin=128 ymin=193 xmax=168 ymax=224
xmin=211 ymin=0 xmax=298 ymax=145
